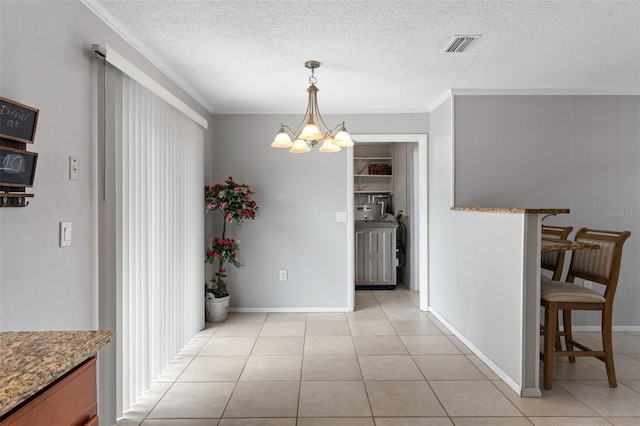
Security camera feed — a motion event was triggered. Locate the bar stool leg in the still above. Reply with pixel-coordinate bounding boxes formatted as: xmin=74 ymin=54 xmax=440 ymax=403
xmin=563 ymin=309 xmax=576 ymax=363
xmin=602 ymin=310 xmax=617 ymax=388
xmin=544 ymin=301 xmax=558 ymax=390
xmin=555 ymin=309 xmax=563 ymax=352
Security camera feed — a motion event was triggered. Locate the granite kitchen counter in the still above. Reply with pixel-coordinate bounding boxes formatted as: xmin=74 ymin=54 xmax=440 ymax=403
xmin=0 ymin=330 xmax=112 ymax=418
xmin=541 ymin=238 xmax=600 ymax=252
xmin=451 ymin=207 xmax=570 ymax=214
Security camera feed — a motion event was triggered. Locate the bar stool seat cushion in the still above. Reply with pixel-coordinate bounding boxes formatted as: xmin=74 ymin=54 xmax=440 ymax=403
xmin=541 ymin=280 xmax=606 ymax=303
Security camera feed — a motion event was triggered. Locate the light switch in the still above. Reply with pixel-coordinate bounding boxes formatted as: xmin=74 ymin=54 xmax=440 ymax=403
xmin=60 ymin=222 xmax=72 ymax=247
xmin=336 ymin=211 xmax=348 ymax=222
xmin=69 ymin=157 xmax=79 ymax=181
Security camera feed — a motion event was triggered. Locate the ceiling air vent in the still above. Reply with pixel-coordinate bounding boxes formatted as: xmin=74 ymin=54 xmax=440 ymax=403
xmin=443 ymin=35 xmax=481 ymax=53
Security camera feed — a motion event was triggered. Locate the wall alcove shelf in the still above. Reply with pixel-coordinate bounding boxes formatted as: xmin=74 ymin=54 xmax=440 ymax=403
xmin=354 ymin=152 xmax=393 ymax=197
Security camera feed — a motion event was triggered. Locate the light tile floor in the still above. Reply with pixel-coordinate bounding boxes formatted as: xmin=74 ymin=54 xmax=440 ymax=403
xmin=119 ymin=287 xmax=640 ymax=425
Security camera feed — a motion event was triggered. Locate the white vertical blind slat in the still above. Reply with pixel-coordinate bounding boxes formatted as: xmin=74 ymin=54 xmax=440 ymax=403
xmin=115 ymin=74 xmax=204 ymax=412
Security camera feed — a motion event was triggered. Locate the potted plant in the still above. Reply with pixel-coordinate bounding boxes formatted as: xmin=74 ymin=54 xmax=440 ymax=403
xmin=204 ymin=176 xmax=258 ymax=322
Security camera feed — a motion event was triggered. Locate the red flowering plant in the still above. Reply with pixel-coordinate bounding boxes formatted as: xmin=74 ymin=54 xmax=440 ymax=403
xmin=205 ymin=177 xmax=258 ymax=298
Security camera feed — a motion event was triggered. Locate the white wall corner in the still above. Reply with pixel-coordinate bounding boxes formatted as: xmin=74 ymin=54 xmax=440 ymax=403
xmin=427 ymin=90 xmax=453 ymax=112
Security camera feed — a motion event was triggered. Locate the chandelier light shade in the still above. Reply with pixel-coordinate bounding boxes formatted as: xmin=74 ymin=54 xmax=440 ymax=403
xmin=289 ymin=138 xmax=311 ymax=154
xmin=271 ymin=60 xmax=353 ymax=154
xmin=271 ymin=126 xmax=294 ymax=148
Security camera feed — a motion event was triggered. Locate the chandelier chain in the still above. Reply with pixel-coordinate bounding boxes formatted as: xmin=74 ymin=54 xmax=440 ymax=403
xmin=309 ymin=68 xmax=317 ymax=85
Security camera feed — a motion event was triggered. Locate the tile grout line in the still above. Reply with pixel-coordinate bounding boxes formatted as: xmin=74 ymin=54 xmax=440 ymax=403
xmin=295 ymin=317 xmax=308 ymax=421
xmin=134 ymin=328 xmax=217 ymax=423
xmin=217 ymin=315 xmax=266 ymax=421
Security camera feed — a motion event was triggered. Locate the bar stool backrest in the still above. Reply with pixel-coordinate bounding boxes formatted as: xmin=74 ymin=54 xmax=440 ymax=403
xmin=566 ymin=228 xmax=631 ymax=302
xmin=541 ymin=225 xmax=573 ymax=281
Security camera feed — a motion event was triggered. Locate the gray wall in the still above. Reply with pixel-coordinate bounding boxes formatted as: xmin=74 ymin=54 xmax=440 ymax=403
xmin=0 ymin=0 xmax=212 ymax=331
xmin=208 ymin=114 xmax=427 ymax=309
xmin=454 ymin=95 xmax=640 ymax=327
xmin=0 ymin=3 xmax=214 ymax=423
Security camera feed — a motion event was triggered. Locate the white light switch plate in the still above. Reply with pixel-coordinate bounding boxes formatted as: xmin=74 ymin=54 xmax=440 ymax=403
xmin=336 ymin=211 xmax=348 ymax=222
xmin=60 ymin=222 xmax=72 ymax=247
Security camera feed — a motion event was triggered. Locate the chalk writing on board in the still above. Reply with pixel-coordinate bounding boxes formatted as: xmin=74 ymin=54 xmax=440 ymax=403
xmin=1 ymin=152 xmax=26 ymax=173
xmin=0 ymin=97 xmax=39 ymax=144
xmin=1 ymin=105 xmax=31 ymax=127
xmin=0 ymin=147 xmax=38 ymax=187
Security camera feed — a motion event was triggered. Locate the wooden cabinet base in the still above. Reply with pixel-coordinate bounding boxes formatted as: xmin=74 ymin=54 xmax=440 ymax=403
xmin=1 ymin=357 xmax=98 ymax=426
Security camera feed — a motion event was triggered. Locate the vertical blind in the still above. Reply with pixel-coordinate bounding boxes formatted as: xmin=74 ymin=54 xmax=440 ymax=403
xmin=101 ymin=63 xmax=204 ymax=413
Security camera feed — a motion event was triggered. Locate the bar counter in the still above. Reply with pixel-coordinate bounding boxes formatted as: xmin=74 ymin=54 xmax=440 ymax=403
xmin=451 ymin=207 xmax=570 ymax=214
xmin=434 ymin=206 xmax=572 ymax=397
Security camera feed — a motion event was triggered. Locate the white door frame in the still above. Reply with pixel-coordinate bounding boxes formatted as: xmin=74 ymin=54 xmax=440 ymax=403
xmin=347 ymin=134 xmax=428 ymax=311
xmin=410 ymin=146 xmax=420 ymax=292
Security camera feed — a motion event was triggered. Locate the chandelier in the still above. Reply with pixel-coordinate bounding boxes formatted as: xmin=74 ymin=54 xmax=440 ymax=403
xmin=271 ymin=60 xmax=353 ymax=153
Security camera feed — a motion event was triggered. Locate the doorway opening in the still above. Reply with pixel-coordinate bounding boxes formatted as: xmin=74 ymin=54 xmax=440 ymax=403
xmin=346 ymin=134 xmax=428 ymax=312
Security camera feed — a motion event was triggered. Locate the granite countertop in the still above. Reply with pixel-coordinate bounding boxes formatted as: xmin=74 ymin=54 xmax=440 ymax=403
xmin=0 ymin=330 xmax=113 ymax=418
xmin=451 ymin=207 xmax=570 ymax=214
xmin=541 ymin=238 xmax=600 ymax=251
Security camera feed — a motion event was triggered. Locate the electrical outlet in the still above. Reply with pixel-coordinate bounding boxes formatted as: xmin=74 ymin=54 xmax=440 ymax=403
xmin=584 ymin=281 xmax=593 ymax=289
xmin=279 ymin=270 xmax=288 ymax=281
xmin=69 ymin=157 xmax=79 ymax=181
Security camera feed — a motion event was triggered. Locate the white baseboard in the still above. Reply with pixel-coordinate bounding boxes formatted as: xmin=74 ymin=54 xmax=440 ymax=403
xmin=428 ymin=308 xmax=541 ymax=398
xmin=572 ymin=326 xmax=640 ymax=332
xmin=230 ymin=307 xmax=352 ymax=313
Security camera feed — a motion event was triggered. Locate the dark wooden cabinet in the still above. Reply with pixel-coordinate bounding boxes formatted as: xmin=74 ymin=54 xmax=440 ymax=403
xmin=1 ymin=357 xmax=98 ymax=426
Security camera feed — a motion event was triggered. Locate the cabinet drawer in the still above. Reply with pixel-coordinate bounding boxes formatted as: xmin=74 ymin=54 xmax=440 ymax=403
xmin=1 ymin=357 xmax=97 ymax=426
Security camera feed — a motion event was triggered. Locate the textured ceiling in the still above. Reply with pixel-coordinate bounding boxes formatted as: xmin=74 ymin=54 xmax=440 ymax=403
xmin=90 ymin=0 xmax=640 ymax=114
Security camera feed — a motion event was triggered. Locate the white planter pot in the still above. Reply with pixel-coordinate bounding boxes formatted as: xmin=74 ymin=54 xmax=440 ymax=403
xmin=205 ymin=294 xmax=230 ymax=323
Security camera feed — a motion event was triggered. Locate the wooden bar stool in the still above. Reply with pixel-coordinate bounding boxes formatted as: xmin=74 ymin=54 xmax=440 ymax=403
xmin=540 ymin=228 xmax=631 ymax=390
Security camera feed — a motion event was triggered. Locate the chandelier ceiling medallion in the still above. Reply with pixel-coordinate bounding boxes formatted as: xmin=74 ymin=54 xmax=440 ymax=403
xmin=271 ymin=60 xmax=353 ymax=153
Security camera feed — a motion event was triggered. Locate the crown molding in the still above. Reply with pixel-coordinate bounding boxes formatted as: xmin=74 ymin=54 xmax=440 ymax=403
xmin=81 ymin=0 xmax=214 ymax=114
xmin=450 ymin=88 xmax=640 ymax=97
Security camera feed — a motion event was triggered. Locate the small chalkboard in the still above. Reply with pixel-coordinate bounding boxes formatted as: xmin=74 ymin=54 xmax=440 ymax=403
xmin=0 ymin=97 xmax=39 ymax=144
xmin=0 ymin=146 xmax=38 ymax=187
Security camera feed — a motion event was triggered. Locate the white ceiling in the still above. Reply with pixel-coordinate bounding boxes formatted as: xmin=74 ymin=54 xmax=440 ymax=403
xmin=90 ymin=0 xmax=640 ymax=114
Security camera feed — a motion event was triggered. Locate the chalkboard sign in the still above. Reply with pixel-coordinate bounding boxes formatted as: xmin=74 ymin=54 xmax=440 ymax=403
xmin=0 ymin=97 xmax=39 ymax=144
xmin=0 ymin=146 xmax=38 ymax=187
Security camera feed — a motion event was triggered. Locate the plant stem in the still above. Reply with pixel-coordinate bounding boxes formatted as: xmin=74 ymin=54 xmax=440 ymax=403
xmin=217 ymin=215 xmax=227 ymax=285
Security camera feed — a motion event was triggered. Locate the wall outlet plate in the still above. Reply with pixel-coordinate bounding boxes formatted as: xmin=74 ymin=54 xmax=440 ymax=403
xmin=279 ymin=270 xmax=287 ymax=281
xmin=69 ymin=157 xmax=79 ymax=181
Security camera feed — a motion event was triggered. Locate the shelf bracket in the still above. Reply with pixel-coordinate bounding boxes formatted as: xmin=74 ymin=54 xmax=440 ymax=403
xmin=1 ymin=193 xmax=33 ymax=207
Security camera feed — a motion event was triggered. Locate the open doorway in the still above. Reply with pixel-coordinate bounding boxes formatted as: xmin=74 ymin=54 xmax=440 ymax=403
xmin=346 ymin=134 xmax=428 ymax=312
